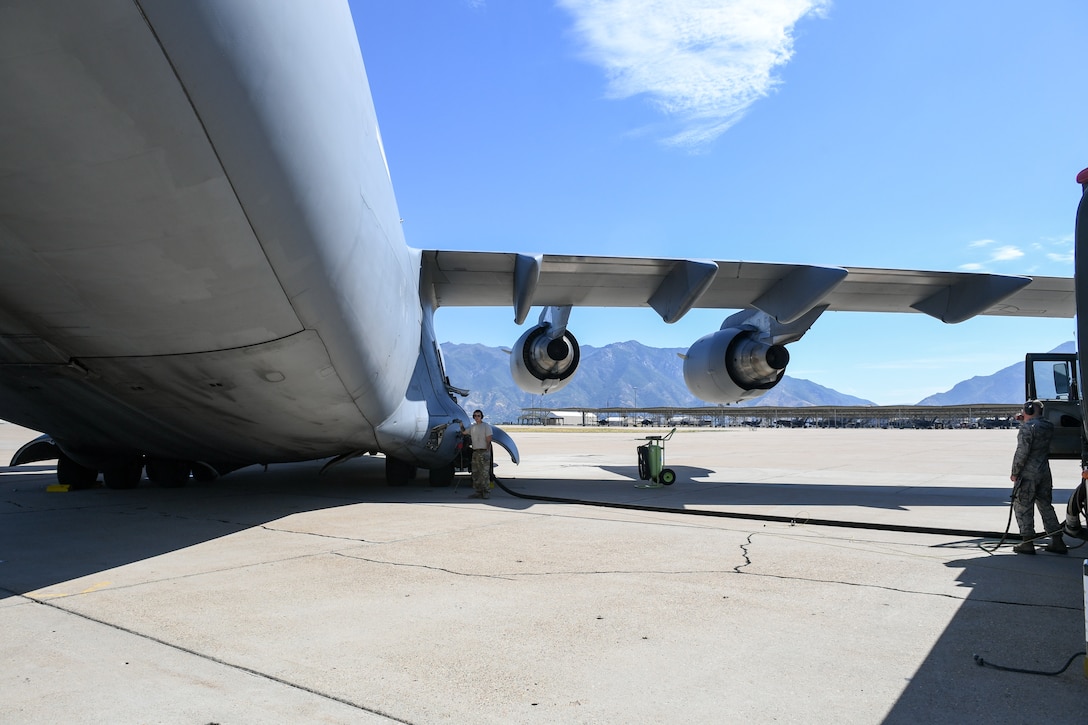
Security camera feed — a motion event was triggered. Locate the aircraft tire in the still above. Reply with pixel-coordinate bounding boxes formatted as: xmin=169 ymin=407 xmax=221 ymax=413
xmin=146 ymin=458 xmax=190 ymax=488
xmin=57 ymin=454 xmax=98 ymax=490
xmin=103 ymin=460 xmax=143 ymax=490
xmin=428 ymin=462 xmax=455 ymax=487
xmin=385 ymin=456 xmax=417 ymax=486
xmin=660 ymin=468 xmax=676 ymax=485
xmin=191 ymin=462 xmax=220 ymax=482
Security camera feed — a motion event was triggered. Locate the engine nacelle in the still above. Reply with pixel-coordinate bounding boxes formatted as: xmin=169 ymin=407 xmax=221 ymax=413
xmin=510 ymin=324 xmax=580 ymax=395
xmin=683 ymin=327 xmax=789 ymax=404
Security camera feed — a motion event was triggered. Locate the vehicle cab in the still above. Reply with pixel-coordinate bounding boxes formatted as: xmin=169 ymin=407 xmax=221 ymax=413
xmin=1024 ymin=352 xmax=1085 ymax=461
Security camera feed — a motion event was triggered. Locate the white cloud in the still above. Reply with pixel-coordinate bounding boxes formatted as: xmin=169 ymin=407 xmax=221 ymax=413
xmin=1040 ymin=234 xmax=1074 ymax=265
xmin=959 ymin=234 xmax=1074 ymax=275
xmin=990 ymin=245 xmax=1024 ymax=261
xmin=960 ymin=240 xmax=1030 ymax=271
xmin=556 ymin=0 xmax=830 ymax=147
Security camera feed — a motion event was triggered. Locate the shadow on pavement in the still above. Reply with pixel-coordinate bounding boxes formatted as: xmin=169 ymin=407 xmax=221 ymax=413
xmin=882 ymin=551 xmax=1086 ymax=722
xmin=0 ymin=454 xmax=1076 ymax=602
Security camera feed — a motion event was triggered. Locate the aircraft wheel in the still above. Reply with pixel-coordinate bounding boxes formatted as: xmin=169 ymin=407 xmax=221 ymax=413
xmin=103 ymin=460 xmax=143 ymax=490
xmin=428 ymin=462 xmax=455 ymax=487
xmin=57 ymin=454 xmax=97 ymax=490
xmin=385 ymin=456 xmax=417 ymax=486
xmin=660 ymin=468 xmax=676 ymax=485
xmin=146 ymin=458 xmax=190 ymax=488
xmin=191 ymin=462 xmax=220 ymax=482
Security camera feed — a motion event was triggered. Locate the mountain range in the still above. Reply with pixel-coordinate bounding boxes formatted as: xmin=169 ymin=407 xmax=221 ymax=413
xmin=440 ymin=340 xmax=1076 ymax=423
xmin=916 ymin=340 xmax=1076 ymax=405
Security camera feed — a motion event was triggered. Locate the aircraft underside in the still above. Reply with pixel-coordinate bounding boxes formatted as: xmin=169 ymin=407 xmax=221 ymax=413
xmin=0 ymin=2 xmax=451 ymax=485
xmin=0 ymin=330 xmax=390 ymax=485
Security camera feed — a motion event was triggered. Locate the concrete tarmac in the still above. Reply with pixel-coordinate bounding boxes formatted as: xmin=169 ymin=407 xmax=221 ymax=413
xmin=1 ymin=422 xmax=1085 ymax=723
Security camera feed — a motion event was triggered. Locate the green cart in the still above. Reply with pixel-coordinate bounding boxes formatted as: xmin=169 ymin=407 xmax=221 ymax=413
xmin=636 ymin=428 xmax=677 ymax=487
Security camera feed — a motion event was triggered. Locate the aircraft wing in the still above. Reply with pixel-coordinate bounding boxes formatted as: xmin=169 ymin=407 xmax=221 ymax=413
xmin=423 ymin=251 xmax=1074 ymax=325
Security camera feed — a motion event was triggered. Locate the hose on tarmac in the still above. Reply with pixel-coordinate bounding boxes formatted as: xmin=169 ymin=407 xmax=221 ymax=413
xmin=492 ymin=475 xmax=1088 ymax=554
xmin=973 ymin=652 xmax=1086 ymax=677
xmin=491 ymin=477 xmax=1027 ymax=541
xmin=975 ymin=478 xmax=1021 ymax=553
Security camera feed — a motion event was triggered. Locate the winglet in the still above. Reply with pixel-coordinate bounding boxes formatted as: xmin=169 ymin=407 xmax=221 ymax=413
xmin=648 ymin=259 xmax=718 ymax=323
xmin=911 ymin=274 xmax=1032 ymax=324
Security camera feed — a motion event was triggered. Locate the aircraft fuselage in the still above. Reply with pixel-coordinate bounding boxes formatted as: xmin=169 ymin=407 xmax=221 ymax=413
xmin=0 ymin=1 xmax=456 ymax=472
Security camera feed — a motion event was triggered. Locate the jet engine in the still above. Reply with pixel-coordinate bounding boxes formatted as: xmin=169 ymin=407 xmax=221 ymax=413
xmin=682 ymin=327 xmax=790 ymax=404
xmin=510 ymin=323 xmax=580 ymax=395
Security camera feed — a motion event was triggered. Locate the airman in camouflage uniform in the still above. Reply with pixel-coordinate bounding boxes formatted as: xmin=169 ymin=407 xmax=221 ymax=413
xmin=464 ymin=409 xmax=492 ymax=499
xmin=1009 ymin=400 xmax=1066 ymax=555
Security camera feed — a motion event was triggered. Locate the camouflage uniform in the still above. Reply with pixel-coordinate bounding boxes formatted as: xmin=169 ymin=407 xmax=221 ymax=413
xmin=468 ymin=420 xmax=492 ymax=498
xmin=1010 ymin=416 xmax=1061 ymax=539
xmin=471 ymin=447 xmax=491 ymax=496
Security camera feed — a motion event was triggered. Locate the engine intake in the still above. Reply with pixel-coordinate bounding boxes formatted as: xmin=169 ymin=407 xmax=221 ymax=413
xmin=510 ymin=324 xmax=580 ymax=395
xmin=683 ymin=328 xmax=788 ymax=403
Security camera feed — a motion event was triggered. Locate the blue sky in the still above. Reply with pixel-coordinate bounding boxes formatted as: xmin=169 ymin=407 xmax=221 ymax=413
xmin=350 ymin=0 xmax=1086 ymax=405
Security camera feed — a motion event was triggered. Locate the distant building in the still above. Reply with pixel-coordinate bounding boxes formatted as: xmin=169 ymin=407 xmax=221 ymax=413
xmin=517 ymin=410 xmax=598 ymax=426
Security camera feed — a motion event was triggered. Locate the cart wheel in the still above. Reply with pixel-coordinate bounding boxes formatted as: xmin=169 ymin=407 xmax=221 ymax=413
xmin=660 ymin=468 xmax=676 ymax=485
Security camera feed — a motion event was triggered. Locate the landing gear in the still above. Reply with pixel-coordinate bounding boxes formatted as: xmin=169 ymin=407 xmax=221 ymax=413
xmin=385 ymin=456 xmax=417 ymax=486
xmin=103 ymin=460 xmax=143 ymax=490
xmin=145 ymin=458 xmax=190 ymax=488
xmin=428 ymin=461 xmax=455 ymax=487
xmin=191 ymin=462 xmax=220 ymax=482
xmin=57 ymin=454 xmax=98 ymax=490
xmin=48 ymin=451 xmax=215 ymax=490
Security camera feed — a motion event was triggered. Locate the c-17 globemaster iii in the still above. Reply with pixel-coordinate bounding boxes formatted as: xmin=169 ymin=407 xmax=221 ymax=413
xmin=0 ymin=1 xmax=1075 ymax=489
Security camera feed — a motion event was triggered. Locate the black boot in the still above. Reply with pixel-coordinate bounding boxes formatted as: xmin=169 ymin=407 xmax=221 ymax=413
xmin=1045 ymin=535 xmax=1068 ymax=555
xmin=1012 ymin=540 xmax=1036 ymax=555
